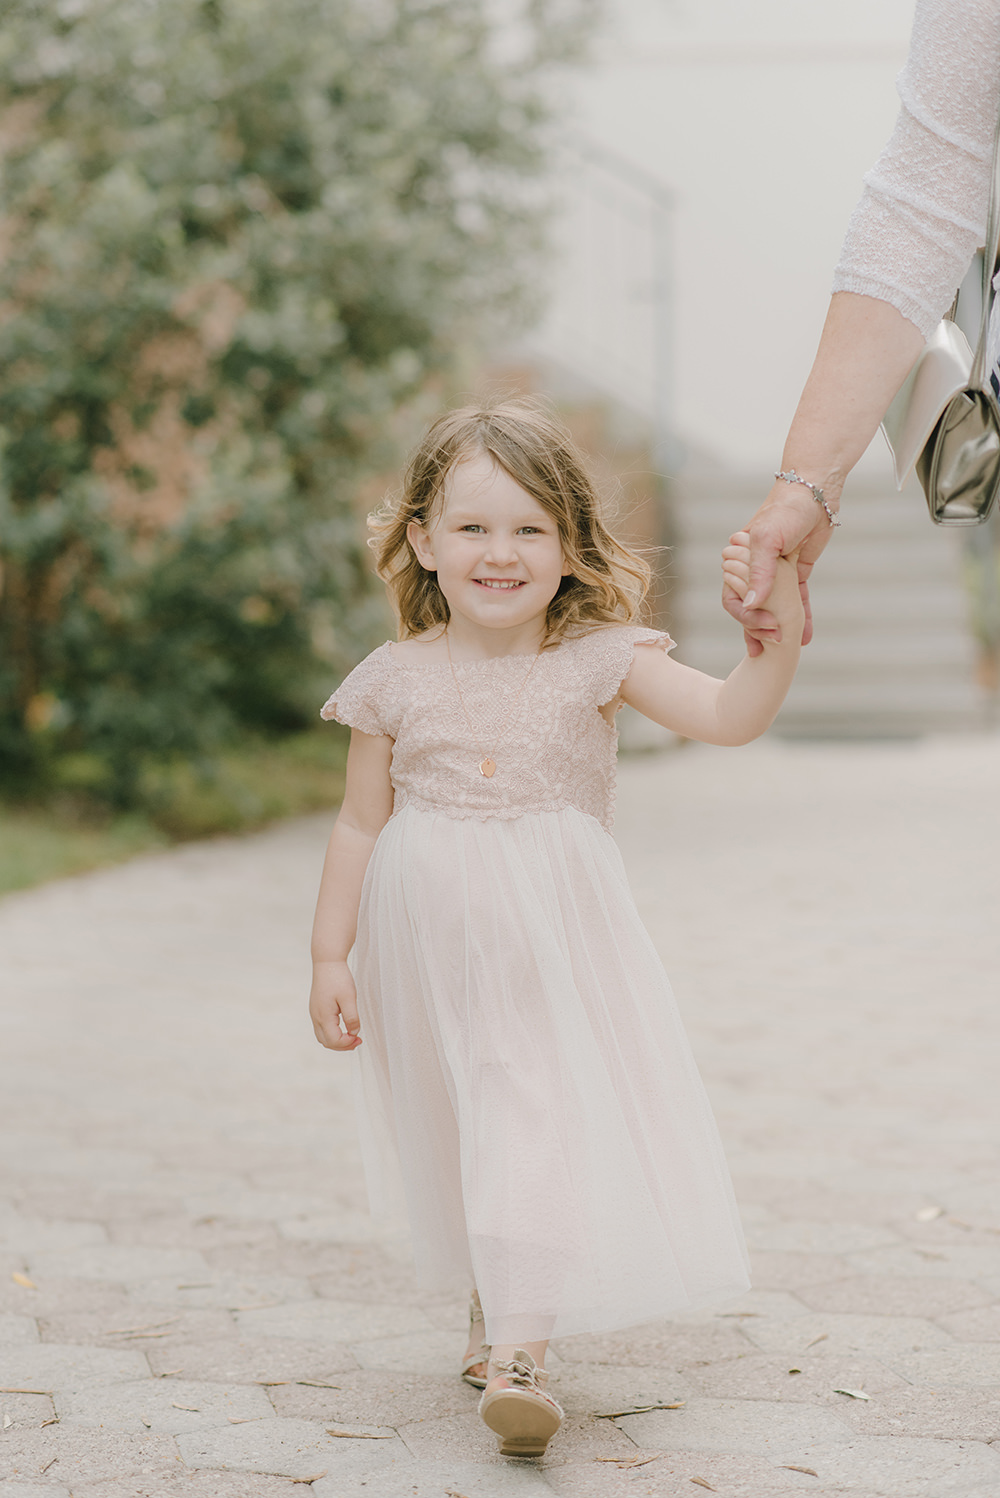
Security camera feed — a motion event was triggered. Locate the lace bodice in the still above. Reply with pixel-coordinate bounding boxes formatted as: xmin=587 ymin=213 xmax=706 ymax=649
xmin=321 ymin=625 xmax=672 ymax=832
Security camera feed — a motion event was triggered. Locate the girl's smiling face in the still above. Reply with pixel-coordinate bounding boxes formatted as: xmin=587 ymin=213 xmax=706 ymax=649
xmin=406 ymin=451 xmax=569 ymax=644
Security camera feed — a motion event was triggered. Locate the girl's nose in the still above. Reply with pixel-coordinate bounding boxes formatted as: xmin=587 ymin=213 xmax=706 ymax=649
xmin=483 ymin=533 xmax=518 ymax=564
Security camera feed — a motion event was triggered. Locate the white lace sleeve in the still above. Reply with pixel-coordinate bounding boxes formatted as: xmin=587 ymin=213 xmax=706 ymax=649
xmin=832 ymin=0 xmax=1000 ymax=338
xmin=320 ymin=643 xmax=394 ymax=736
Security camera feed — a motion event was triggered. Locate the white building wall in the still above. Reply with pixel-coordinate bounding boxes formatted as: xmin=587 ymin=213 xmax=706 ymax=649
xmin=528 ymin=0 xmax=917 ymax=475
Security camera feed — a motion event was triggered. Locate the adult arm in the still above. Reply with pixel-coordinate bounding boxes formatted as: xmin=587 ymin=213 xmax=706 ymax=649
xmin=727 ymin=0 xmax=1000 ymax=654
xmin=309 ymin=727 xmax=394 ymax=1051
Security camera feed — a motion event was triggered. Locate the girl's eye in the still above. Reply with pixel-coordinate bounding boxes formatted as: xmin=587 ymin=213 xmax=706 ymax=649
xmin=459 ymin=524 xmax=484 ymax=533
xmin=518 ymin=527 xmax=541 ymax=535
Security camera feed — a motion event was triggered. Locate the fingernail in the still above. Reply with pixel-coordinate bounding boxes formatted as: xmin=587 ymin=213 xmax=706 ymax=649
xmin=744 ymin=590 xmax=756 ymax=608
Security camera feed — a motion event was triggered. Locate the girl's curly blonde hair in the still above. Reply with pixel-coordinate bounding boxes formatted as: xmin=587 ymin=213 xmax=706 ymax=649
xmin=368 ymin=396 xmax=651 ymax=643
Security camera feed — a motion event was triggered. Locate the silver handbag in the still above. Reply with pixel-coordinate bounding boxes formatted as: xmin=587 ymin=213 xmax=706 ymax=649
xmin=881 ymin=112 xmax=1000 ymax=526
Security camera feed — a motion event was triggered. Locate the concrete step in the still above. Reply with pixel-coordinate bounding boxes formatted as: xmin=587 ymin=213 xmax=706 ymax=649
xmin=670 ymin=470 xmax=987 ymax=736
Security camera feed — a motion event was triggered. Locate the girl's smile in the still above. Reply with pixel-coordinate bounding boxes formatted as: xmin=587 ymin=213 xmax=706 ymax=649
xmin=406 ymin=452 xmax=569 ymax=652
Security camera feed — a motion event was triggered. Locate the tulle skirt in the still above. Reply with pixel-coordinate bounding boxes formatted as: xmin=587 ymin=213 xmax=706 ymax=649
xmin=350 ymin=802 xmax=749 ymax=1346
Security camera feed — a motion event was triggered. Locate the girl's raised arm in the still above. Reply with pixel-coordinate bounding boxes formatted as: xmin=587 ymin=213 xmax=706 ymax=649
xmin=309 ymin=728 xmax=394 ymax=1051
xmin=621 ymin=539 xmax=804 ymax=746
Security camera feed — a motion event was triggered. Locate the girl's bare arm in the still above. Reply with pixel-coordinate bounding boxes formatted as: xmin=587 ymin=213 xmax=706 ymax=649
xmin=621 ymin=540 xmax=804 ymax=746
xmin=309 ymin=728 xmax=394 ymax=1051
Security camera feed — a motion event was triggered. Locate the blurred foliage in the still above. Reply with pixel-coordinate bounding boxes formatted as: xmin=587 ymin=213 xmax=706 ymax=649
xmin=0 ymin=723 xmax=349 ymax=894
xmin=0 ymin=0 xmax=596 ymax=812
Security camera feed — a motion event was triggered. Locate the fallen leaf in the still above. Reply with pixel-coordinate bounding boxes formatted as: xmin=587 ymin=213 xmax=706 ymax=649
xmin=231 ymin=1301 xmax=282 ymax=1311
xmin=176 ymin=1283 xmax=212 ymax=1289
xmin=108 ymin=1317 xmax=179 ymax=1336
xmin=325 ymin=1427 xmax=394 ymax=1439
xmin=833 ymin=1387 xmax=870 ymax=1401
xmin=296 ymin=1380 xmax=342 ymax=1389
xmin=3 ymin=1414 xmax=13 ymax=1430
xmin=40 ymin=1457 xmax=58 ymax=1473
xmin=596 ymin=1401 xmax=685 ymax=1418
xmin=258 ymin=1380 xmax=291 ymax=1386
xmin=11 ymin=1272 xmax=36 ymax=1290
xmin=171 ymin=1403 xmax=200 ymax=1412
xmin=41 ymin=1418 xmax=59 ymax=1428
xmin=140 ymin=1415 xmax=152 ymax=1428
xmin=804 ymin=1333 xmax=829 ymax=1349
xmin=915 ymin=1206 xmax=944 ymax=1222
xmin=690 ymin=1480 xmax=716 ymax=1492
xmin=157 ymin=1370 xmax=183 ymax=1378
xmin=123 ymin=1330 xmax=174 ymax=1340
xmin=788 ymin=1368 xmax=802 ymax=1375
xmin=916 ymin=1249 xmax=947 ymax=1261
xmin=444 ymin=1490 xmax=471 ymax=1498
xmin=595 ymin=1454 xmax=665 ymax=1469
xmin=289 ymin=1475 xmax=327 ymax=1486
xmin=717 ymin=1311 xmax=760 ymax=1318
xmin=782 ymin=1465 xmax=819 ymax=1477
xmin=227 ymin=1417 xmax=254 ymax=1424
xmin=0 ymin=1388 xmax=49 ymax=1395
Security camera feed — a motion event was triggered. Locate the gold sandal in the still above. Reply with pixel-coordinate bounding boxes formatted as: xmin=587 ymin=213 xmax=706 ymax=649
xmin=460 ymin=1290 xmax=491 ymax=1390
xmin=478 ymin=1348 xmax=563 ymax=1457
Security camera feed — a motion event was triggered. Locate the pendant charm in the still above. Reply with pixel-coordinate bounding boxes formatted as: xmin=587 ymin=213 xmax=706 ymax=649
xmin=479 ymin=757 xmax=496 ymax=778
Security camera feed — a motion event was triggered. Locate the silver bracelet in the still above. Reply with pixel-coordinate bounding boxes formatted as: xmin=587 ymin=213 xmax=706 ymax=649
xmin=774 ymin=469 xmax=841 ymax=528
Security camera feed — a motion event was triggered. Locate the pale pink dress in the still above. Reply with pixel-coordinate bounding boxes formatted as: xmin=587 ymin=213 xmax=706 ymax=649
xmin=321 ymin=625 xmax=749 ymax=1346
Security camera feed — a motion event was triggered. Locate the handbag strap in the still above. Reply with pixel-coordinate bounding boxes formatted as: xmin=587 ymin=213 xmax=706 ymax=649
xmin=970 ymin=103 xmax=1000 ymax=388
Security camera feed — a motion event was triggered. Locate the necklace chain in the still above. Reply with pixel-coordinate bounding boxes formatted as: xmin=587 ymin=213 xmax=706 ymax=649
xmin=444 ymin=631 xmax=540 ymax=778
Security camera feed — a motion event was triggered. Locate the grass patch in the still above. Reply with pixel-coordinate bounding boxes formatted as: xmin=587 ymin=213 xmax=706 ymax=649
xmin=0 ymin=725 xmax=349 ymax=898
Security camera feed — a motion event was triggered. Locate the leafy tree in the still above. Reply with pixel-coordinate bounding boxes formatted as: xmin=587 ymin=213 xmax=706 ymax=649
xmin=0 ymin=0 xmax=595 ymax=803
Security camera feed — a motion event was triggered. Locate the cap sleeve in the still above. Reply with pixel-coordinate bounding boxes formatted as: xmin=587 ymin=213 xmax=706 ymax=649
xmin=590 ymin=625 xmax=676 ymax=707
xmin=320 ymin=642 xmax=395 ymax=736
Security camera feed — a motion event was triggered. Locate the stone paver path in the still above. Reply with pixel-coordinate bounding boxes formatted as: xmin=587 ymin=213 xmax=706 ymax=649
xmin=2 ymin=735 xmax=999 ymax=1498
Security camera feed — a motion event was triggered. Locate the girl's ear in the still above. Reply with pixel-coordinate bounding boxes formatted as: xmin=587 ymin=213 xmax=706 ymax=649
xmin=406 ymin=518 xmax=436 ymax=571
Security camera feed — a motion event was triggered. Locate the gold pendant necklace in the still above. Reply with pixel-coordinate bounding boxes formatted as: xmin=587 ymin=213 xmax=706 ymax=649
xmin=444 ymin=631 xmax=540 ymax=777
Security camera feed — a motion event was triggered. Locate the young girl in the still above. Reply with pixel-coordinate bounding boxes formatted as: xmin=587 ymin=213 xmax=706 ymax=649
xmin=310 ymin=398 xmax=803 ymax=1459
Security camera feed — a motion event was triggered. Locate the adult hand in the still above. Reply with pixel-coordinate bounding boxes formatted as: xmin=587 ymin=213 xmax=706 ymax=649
xmin=722 ymin=479 xmax=838 ymax=656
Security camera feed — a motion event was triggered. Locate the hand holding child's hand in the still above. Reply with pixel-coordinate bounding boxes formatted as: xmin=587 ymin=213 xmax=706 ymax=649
xmin=722 ymin=532 xmax=804 ymax=647
xmin=310 ymin=961 xmax=363 ymax=1051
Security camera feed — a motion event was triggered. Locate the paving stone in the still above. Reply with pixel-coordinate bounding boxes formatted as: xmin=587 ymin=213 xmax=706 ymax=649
xmin=0 ymin=1315 xmax=38 ymax=1345
xmin=881 ymin=1344 xmax=1000 ymax=1387
xmin=309 ymin=1458 xmax=555 ymax=1496
xmin=349 ymin=1329 xmax=470 ymax=1375
xmin=741 ymin=1312 xmax=955 ymax=1357
xmin=0 ymin=1484 xmax=72 ymax=1498
xmin=0 ymin=1281 xmax=131 ymax=1321
xmin=845 ymin=1243 xmax=1000 ymax=1281
xmin=144 ymin=1336 xmax=358 ymax=1385
xmin=782 ymin=1435 xmax=1000 ymax=1493
xmin=109 ymin=1216 xmax=281 ymax=1252
xmin=937 ymin=1305 xmax=1000 ymax=1342
xmin=549 ymin=1319 xmax=754 ymax=1369
xmin=0 ymin=1138 xmax=154 ymax=1184
xmin=26 ymin=1246 xmax=209 ymax=1285
xmin=796 ymin=1276 xmax=991 ymax=1319
xmin=237 ymin=1299 xmax=430 ymax=1344
xmin=0 ymin=1390 xmax=54 ymax=1429
xmin=127 ymin=1272 xmax=313 ymax=1311
xmin=686 ymin=1351 xmax=908 ymax=1404
xmin=267 ymin=1368 xmax=474 ymax=1424
xmin=748 ymin=1251 xmax=853 ymax=1291
xmin=545 ymin=1361 xmax=694 ymax=1417
xmin=0 ymin=1427 xmax=179 ymax=1485
xmin=616 ymin=1397 xmax=851 ymax=1459
xmin=0 ymin=1218 xmax=108 ymax=1254
xmin=763 ymin=1188 xmax=937 ymax=1226
xmin=833 ymin=1385 xmax=1000 ymax=1442
xmin=744 ymin=1221 xmax=901 ymax=1255
xmin=67 ymin=1475 xmax=296 ymax=1498
xmin=672 ymin=1289 xmax=810 ymax=1324
xmin=176 ymin=1415 xmax=405 ymax=1479
xmin=54 ymin=1374 xmax=274 ymax=1433
xmin=542 ymin=1452 xmax=822 ymax=1497
xmin=37 ymin=1305 xmax=234 ymax=1350
xmin=181 ymin=1189 xmax=333 ymax=1224
xmin=0 ymin=1344 xmax=150 ymax=1392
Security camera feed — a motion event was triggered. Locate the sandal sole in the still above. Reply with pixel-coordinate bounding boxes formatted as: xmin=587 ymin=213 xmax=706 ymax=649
xmin=480 ymin=1387 xmax=562 ymax=1457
